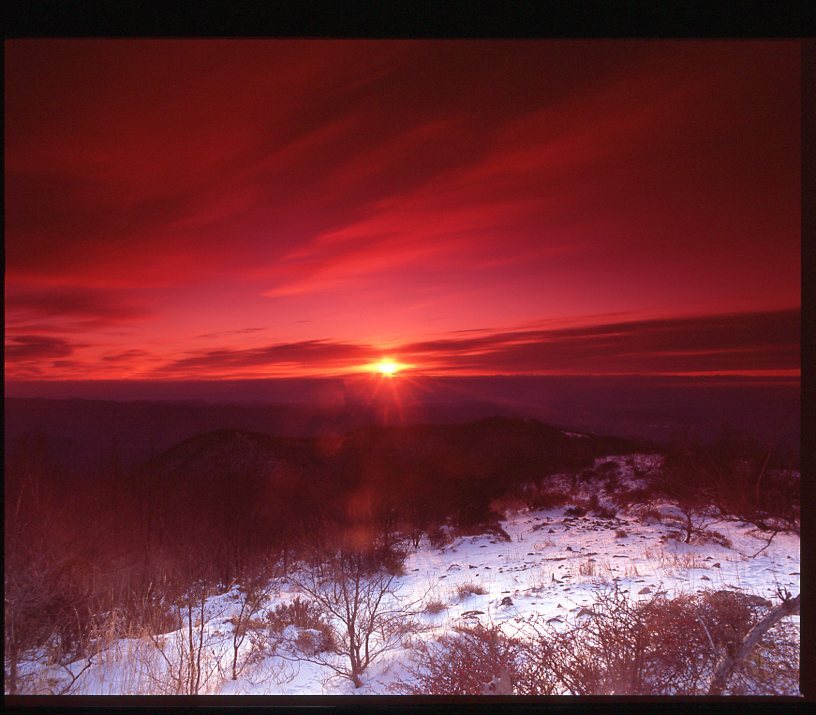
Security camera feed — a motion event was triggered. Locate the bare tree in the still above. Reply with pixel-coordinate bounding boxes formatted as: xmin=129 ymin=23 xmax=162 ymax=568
xmin=228 ymin=570 xmax=275 ymax=681
xmin=656 ymin=461 xmax=721 ymax=544
xmin=146 ymin=579 xmax=227 ymax=695
xmin=288 ymin=549 xmax=423 ymax=688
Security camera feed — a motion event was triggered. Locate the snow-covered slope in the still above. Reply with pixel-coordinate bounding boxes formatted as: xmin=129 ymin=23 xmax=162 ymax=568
xmin=29 ymin=454 xmax=800 ymax=696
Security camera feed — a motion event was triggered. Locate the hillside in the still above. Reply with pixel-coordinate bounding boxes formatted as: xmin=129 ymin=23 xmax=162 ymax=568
xmin=21 ymin=453 xmax=800 ymax=696
xmin=5 ymin=416 xmax=799 ymax=697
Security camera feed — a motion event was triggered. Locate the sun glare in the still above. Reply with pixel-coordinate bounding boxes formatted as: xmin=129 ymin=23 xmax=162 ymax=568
xmin=372 ymin=359 xmax=404 ymax=377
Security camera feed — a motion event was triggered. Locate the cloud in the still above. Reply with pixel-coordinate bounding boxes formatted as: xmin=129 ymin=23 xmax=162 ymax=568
xmin=193 ymin=327 xmax=268 ymax=340
xmin=101 ymin=349 xmax=152 ymax=363
xmin=145 ymin=309 xmax=799 ymax=379
xmin=5 ymin=335 xmax=77 ymax=361
xmin=253 ymin=51 xmax=752 ymax=300
xmin=159 ymin=339 xmax=375 ymax=376
xmin=3 ymin=42 xmax=415 ymax=287
xmin=397 ymin=309 xmax=800 ymax=375
xmin=6 ymin=288 xmax=153 ymax=328
xmin=3 ymin=42 xmax=800 ymax=381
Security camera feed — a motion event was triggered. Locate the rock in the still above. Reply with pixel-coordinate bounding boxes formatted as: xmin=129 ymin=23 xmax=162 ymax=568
xmin=712 ymin=563 xmax=721 ymax=568
xmin=638 ymin=587 xmax=652 ymax=595
xmin=548 ymin=529 xmax=555 ymax=533
xmin=500 ymin=596 xmax=513 ymax=607
xmin=576 ymin=607 xmax=595 ymax=617
xmin=547 ymin=617 xmax=563 ymax=624
xmin=700 ymin=575 xmax=711 ymax=581
xmin=447 ymin=563 xmax=461 ymax=571
xmin=461 ymin=610 xmax=485 ymax=618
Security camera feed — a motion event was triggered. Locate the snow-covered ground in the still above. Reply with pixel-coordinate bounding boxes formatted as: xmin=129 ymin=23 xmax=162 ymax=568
xmin=25 ymin=455 xmax=800 ymax=696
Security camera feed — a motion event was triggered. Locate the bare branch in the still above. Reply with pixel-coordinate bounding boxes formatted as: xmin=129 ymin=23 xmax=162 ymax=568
xmin=708 ymin=594 xmax=800 ymax=695
xmin=56 ymin=655 xmax=94 ymax=695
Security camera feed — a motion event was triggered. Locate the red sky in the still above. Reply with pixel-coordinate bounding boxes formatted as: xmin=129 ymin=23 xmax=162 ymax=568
xmin=4 ymin=40 xmax=801 ymax=381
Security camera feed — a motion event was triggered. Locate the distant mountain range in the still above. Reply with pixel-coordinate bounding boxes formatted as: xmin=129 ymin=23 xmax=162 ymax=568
xmin=4 ymin=375 xmax=800 ymax=473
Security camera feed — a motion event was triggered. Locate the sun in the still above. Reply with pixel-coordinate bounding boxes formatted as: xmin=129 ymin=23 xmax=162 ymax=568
xmin=371 ymin=359 xmax=404 ymax=377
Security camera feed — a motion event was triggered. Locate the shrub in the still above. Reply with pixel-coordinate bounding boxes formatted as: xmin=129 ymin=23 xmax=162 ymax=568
xmin=400 ymin=623 xmax=521 ymax=694
xmin=267 ymin=597 xmax=323 ymax=631
xmin=637 ymin=507 xmax=662 ymax=524
xmin=427 ymin=525 xmax=454 ymax=550
xmin=425 ymin=600 xmax=447 ymax=615
xmin=578 ymin=469 xmax=596 ymax=484
xmin=594 ymin=506 xmax=617 ymax=520
xmin=295 ymin=628 xmax=335 ymax=656
xmin=456 ymin=582 xmax=487 ymax=600
xmin=615 ymin=529 xmax=628 ymax=538
xmin=517 ymin=585 xmax=798 ymax=695
xmin=696 ymin=529 xmax=732 ymax=549
xmin=577 ymin=560 xmax=597 ymax=577
xmin=613 ymin=487 xmax=657 ymax=510
xmin=371 ymin=544 xmax=408 ymax=577
xmin=490 ymin=495 xmax=528 ymax=518
xmin=564 ymin=506 xmax=586 ymax=517
xmin=266 ymin=597 xmax=336 ymax=653
xmin=227 ymin=615 xmax=266 ymax=632
xmin=530 ymin=490 xmax=570 ymax=510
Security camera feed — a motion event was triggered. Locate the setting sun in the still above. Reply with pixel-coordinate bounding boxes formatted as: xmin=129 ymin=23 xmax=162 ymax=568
xmin=371 ymin=359 xmax=404 ymax=377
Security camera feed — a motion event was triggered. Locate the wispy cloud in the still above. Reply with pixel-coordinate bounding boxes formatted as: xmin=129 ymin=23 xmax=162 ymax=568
xmin=193 ymin=327 xmax=268 ymax=340
xmin=5 ymin=335 xmax=79 ymax=361
xmin=397 ymin=309 xmax=800 ymax=375
xmin=6 ymin=288 xmax=153 ymax=329
xmin=4 ymin=42 xmax=800 ymax=381
xmin=158 ymin=339 xmax=375 ymax=377
xmin=135 ymin=309 xmax=800 ymax=379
